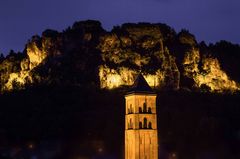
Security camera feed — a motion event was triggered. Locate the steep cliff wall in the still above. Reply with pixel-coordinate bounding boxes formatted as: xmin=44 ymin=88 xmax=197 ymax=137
xmin=98 ymin=23 xmax=180 ymax=89
xmin=182 ymin=48 xmax=239 ymax=92
xmin=1 ymin=32 xmax=62 ymax=90
xmin=0 ymin=20 xmax=239 ymax=93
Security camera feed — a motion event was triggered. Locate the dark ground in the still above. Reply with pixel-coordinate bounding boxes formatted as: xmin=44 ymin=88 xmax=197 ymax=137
xmin=0 ymin=86 xmax=240 ymax=159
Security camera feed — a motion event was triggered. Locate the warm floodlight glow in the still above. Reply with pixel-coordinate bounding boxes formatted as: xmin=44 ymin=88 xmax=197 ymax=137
xmin=3 ymin=39 xmax=49 ymax=91
xmin=28 ymin=144 xmax=34 ymax=149
xmin=195 ymin=58 xmax=239 ymax=92
xmin=5 ymin=71 xmax=32 ymax=90
xmin=182 ymin=49 xmax=240 ymax=92
xmin=99 ymin=65 xmax=164 ymax=89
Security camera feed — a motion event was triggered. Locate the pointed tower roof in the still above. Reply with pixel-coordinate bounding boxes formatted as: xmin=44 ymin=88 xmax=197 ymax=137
xmin=127 ymin=74 xmax=155 ymax=94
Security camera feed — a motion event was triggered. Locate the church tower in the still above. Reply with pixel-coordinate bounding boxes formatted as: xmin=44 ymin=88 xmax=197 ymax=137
xmin=125 ymin=74 xmax=158 ymax=159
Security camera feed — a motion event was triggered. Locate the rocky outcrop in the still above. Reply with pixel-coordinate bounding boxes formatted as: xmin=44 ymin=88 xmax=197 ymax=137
xmin=0 ymin=30 xmax=64 ymax=91
xmin=182 ymin=48 xmax=239 ymax=92
xmin=0 ymin=20 xmax=239 ymax=93
xmin=98 ymin=23 xmax=180 ymax=90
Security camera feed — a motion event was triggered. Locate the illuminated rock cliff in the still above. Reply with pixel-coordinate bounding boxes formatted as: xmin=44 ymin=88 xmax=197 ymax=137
xmin=98 ymin=23 xmax=180 ymax=89
xmin=0 ymin=20 xmax=239 ymax=93
xmin=182 ymin=48 xmax=239 ymax=92
xmin=0 ymin=30 xmax=62 ymax=91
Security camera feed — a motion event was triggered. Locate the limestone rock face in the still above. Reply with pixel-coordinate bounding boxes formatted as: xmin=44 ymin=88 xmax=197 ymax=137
xmin=98 ymin=23 xmax=180 ymax=90
xmin=27 ymin=38 xmax=48 ymax=70
xmin=0 ymin=20 xmax=239 ymax=93
xmin=181 ymin=48 xmax=239 ymax=92
xmin=1 ymin=30 xmax=62 ymax=91
xmin=195 ymin=57 xmax=239 ymax=92
xmin=20 ymin=58 xmax=30 ymax=71
xmin=182 ymin=48 xmax=200 ymax=78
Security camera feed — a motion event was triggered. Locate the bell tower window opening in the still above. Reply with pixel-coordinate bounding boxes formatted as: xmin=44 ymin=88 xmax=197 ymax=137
xmin=129 ymin=118 xmax=133 ymax=129
xmin=144 ymin=117 xmax=148 ymax=129
xmin=139 ymin=122 xmax=143 ymax=129
xmin=148 ymin=122 xmax=152 ymax=129
xmin=143 ymin=102 xmax=147 ymax=113
xmin=128 ymin=104 xmax=133 ymax=114
xmin=148 ymin=107 xmax=152 ymax=114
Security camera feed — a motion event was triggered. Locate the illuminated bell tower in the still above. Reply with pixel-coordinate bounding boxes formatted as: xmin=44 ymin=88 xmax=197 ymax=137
xmin=125 ymin=74 xmax=158 ymax=159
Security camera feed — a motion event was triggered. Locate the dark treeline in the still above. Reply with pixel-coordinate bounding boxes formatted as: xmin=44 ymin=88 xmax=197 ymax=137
xmin=0 ymin=86 xmax=240 ymax=159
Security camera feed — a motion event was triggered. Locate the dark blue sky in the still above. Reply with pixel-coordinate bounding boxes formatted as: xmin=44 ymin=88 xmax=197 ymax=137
xmin=0 ymin=0 xmax=240 ymax=55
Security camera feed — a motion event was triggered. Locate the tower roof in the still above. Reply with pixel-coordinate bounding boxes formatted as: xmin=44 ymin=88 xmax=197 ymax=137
xmin=127 ymin=74 xmax=155 ymax=94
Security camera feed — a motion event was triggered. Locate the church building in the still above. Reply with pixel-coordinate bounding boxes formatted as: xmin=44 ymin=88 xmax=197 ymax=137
xmin=125 ymin=74 xmax=158 ymax=159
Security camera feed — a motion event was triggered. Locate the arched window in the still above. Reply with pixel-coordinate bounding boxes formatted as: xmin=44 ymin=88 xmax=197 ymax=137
xmin=139 ymin=107 xmax=142 ymax=113
xmin=143 ymin=103 xmax=147 ymax=113
xmin=129 ymin=118 xmax=133 ymax=129
xmin=144 ymin=118 xmax=147 ymax=129
xmin=148 ymin=122 xmax=152 ymax=129
xmin=130 ymin=104 xmax=133 ymax=113
xmin=148 ymin=107 xmax=152 ymax=114
xmin=139 ymin=122 xmax=142 ymax=129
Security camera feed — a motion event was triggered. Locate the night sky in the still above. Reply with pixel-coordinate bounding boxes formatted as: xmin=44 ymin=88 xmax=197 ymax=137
xmin=0 ymin=0 xmax=240 ymax=55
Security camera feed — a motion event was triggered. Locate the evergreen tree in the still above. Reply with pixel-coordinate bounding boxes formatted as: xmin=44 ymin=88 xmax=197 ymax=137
xmin=0 ymin=53 xmax=4 ymax=62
